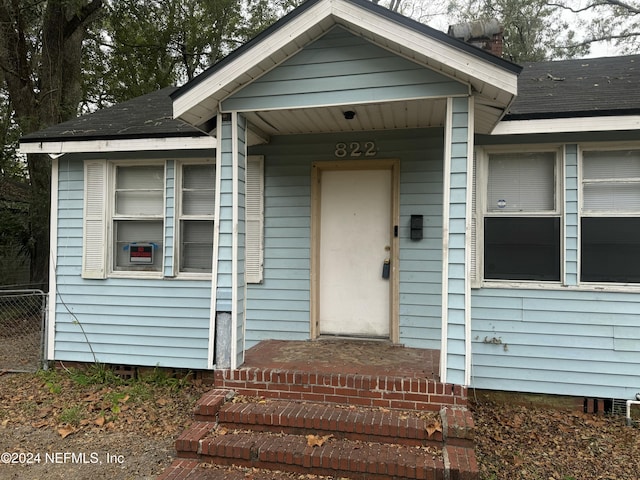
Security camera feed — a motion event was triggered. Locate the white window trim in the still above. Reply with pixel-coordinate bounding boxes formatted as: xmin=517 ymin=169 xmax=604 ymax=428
xmin=175 ymin=158 xmax=216 ymax=278
xmin=475 ymin=145 xmax=564 ymax=287
xmin=82 ymin=155 xmax=264 ymax=283
xmin=107 ymin=160 xmax=166 ymax=279
xmin=578 ymin=142 xmax=640 ymax=289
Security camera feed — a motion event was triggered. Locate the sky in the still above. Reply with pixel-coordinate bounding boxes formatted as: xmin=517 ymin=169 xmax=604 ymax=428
xmin=406 ymin=0 xmax=629 ymax=60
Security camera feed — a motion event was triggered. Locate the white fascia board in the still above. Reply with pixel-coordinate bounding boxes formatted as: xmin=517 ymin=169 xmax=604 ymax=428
xmin=172 ymin=0 xmax=518 ymax=124
xmin=492 ymin=115 xmax=640 ymax=135
xmin=19 ymin=135 xmax=216 ymax=155
xmin=172 ymin=0 xmax=335 ymax=122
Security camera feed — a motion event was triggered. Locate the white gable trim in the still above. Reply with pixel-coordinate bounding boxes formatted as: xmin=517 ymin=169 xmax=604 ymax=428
xmin=330 ymin=1 xmax=516 ymax=94
xmin=19 ymin=136 xmax=216 ymax=155
xmin=493 ymin=115 xmax=640 ymax=135
xmin=173 ymin=0 xmax=518 ymax=126
xmin=173 ymin=1 xmax=333 ymax=124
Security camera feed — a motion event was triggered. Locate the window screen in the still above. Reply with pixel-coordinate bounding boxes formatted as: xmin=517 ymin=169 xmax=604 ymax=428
xmin=487 ymin=153 xmax=555 ymax=212
xmin=179 ymin=163 xmax=215 ymax=273
xmin=581 ymin=150 xmax=640 ymax=283
xmin=113 ymin=164 xmax=164 ymax=272
xmin=484 ymin=152 xmax=560 ymax=282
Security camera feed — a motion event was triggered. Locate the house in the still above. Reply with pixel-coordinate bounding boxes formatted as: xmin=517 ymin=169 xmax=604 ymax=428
xmin=20 ymin=0 xmax=640 ymax=401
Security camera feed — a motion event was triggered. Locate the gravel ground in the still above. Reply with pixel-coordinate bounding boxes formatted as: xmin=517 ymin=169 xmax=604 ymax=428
xmin=0 ymin=426 xmax=173 ymax=479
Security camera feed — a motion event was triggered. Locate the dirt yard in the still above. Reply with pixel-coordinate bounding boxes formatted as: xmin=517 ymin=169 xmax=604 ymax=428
xmin=1 ymin=368 xmax=640 ymax=480
xmin=0 ymin=367 xmax=208 ymax=480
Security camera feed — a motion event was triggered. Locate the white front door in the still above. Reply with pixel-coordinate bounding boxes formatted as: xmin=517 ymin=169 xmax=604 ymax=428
xmin=317 ymin=167 xmax=393 ymax=338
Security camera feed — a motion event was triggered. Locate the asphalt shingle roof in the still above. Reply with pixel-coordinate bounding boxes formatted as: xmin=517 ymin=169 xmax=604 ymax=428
xmin=20 ymin=86 xmax=205 ymax=144
xmin=20 ymin=55 xmax=640 ymax=144
xmin=506 ymin=55 xmax=640 ymax=120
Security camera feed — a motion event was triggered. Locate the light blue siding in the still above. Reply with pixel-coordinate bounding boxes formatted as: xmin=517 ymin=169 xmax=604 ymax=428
xmin=53 ymin=155 xmax=211 ymax=370
xmin=222 ymin=27 xmax=467 ymax=112
xmin=471 ymin=288 xmax=640 ymax=398
xmin=246 ymin=129 xmax=445 ymax=349
xmin=443 ymin=97 xmax=471 ymax=385
xmin=471 ymin=136 xmax=640 ymax=398
xmin=245 ymin=139 xmax=312 ymax=345
xmin=399 ymin=152 xmax=444 ymax=349
xmin=215 ymin=114 xmax=248 ymax=367
xmin=216 ymin=119 xmax=234 ymax=311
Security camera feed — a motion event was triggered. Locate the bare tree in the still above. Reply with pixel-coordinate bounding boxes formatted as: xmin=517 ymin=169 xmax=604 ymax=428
xmin=549 ymin=0 xmax=640 ymax=53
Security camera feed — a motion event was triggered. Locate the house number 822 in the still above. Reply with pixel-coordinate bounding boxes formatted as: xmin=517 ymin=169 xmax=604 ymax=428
xmin=334 ymin=142 xmax=377 ymax=158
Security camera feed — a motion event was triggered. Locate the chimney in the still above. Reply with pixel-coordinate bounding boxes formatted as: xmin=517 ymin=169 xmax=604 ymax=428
xmin=448 ymin=19 xmax=504 ymax=57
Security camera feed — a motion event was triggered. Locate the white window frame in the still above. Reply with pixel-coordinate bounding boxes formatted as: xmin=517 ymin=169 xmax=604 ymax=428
xmin=82 ymin=155 xmax=264 ymax=282
xmin=476 ymin=146 xmax=564 ymax=287
xmin=175 ymin=158 xmax=216 ymax=277
xmin=579 ymin=143 xmax=640 ymax=287
xmin=108 ymin=160 xmax=166 ymax=279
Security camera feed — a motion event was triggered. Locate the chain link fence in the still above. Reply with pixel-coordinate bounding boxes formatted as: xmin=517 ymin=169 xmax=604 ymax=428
xmin=0 ymin=290 xmax=47 ymax=372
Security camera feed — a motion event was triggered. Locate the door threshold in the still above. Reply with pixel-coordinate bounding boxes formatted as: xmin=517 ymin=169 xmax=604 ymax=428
xmin=316 ymin=334 xmax=392 ymax=343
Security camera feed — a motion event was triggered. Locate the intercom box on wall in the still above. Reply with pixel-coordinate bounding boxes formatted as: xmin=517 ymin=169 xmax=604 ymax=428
xmin=410 ymin=215 xmax=423 ymax=240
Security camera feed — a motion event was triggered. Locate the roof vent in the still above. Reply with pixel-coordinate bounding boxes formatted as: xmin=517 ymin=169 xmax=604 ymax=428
xmin=448 ymin=19 xmax=504 ymax=57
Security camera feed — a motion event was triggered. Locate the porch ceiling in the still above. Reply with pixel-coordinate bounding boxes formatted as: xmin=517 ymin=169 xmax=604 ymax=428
xmin=245 ymin=98 xmax=448 ymax=142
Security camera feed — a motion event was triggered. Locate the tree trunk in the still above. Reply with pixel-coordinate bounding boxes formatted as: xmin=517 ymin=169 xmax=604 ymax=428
xmin=0 ymin=0 xmax=103 ymax=291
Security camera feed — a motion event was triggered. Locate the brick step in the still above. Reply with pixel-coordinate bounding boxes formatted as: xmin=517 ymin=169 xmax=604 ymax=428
xmin=166 ymin=389 xmax=478 ymax=480
xmin=217 ymin=399 xmax=446 ymax=447
xmin=213 ymin=368 xmax=466 ymax=411
xmin=197 ymin=429 xmax=455 ymax=480
xmin=190 ymin=391 xmax=474 ymax=448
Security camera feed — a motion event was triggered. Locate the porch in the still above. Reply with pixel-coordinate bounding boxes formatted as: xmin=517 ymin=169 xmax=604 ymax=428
xmin=161 ymin=339 xmax=477 ymax=479
xmin=243 ymin=339 xmax=441 ymax=379
xmin=214 ymin=339 xmax=461 ymax=411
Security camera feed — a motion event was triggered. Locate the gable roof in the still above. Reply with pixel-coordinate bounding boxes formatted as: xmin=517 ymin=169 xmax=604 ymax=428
xmin=20 ymin=87 xmax=215 ymax=154
xmin=171 ymin=0 xmax=521 ymax=135
xmin=173 ymin=0 xmax=519 ymax=106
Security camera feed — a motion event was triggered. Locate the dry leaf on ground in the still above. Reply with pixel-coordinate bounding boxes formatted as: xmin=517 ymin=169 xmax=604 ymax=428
xmin=425 ymin=420 xmax=442 ymax=437
xmin=306 ymin=434 xmax=333 ymax=447
xmin=57 ymin=427 xmax=75 ymax=438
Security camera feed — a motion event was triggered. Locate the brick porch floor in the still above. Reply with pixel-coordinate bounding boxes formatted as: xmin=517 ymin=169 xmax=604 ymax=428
xmin=242 ymin=338 xmax=441 ymax=379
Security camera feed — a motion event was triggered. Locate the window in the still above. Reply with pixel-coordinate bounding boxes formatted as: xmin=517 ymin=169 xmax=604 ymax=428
xmin=581 ymin=149 xmax=640 ymax=283
xmin=178 ymin=163 xmax=215 ymax=273
xmin=112 ymin=164 xmax=164 ymax=272
xmin=82 ymin=157 xmax=263 ymax=281
xmin=483 ymin=151 xmax=561 ymax=282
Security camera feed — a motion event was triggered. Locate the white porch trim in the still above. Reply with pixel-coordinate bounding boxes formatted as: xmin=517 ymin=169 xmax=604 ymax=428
xmin=492 ymin=116 xmax=640 ymax=136
xmin=19 ymin=136 xmax=216 ymax=155
xmin=464 ymin=96 xmax=475 ymax=386
xmin=208 ymin=119 xmax=224 ymax=368
xmin=440 ymin=98 xmax=453 ymax=383
xmin=47 ymin=157 xmax=59 ymax=361
xmin=230 ymin=112 xmax=240 ymax=370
